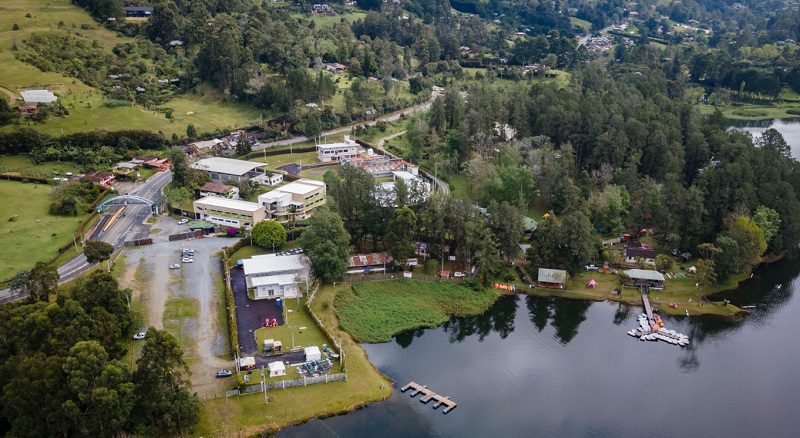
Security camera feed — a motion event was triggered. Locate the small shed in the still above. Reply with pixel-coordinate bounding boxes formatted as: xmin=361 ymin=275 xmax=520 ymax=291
xmin=268 ymin=361 xmax=286 ymax=377
xmin=239 ymin=356 xmax=256 ymax=370
xmin=304 ymin=346 xmax=321 ymax=362
xmin=538 ymin=268 xmax=567 ymax=289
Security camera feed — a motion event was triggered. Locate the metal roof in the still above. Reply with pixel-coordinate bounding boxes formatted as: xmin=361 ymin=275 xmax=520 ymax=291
xmin=191 ymin=157 xmax=263 ymax=176
xmin=538 ymin=268 xmax=567 ymax=284
xmin=243 ymin=254 xmax=307 ymax=276
xmin=20 ymin=89 xmax=57 ymax=104
xmin=624 ymin=269 xmax=665 ymax=282
xmin=194 ymin=196 xmax=263 ymax=212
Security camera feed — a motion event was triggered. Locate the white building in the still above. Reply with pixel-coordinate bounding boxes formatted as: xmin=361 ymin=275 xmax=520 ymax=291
xmin=268 ymin=361 xmax=286 ymax=377
xmin=265 ymin=173 xmax=284 ymax=186
xmin=316 ymin=136 xmax=361 ymax=162
xmin=190 ymin=157 xmax=265 ymax=184
xmin=242 ymin=254 xmax=310 ymax=300
xmin=258 ymin=179 xmax=326 ymax=223
xmin=193 ymin=196 xmax=265 ymax=229
xmin=20 ymin=89 xmax=57 ymax=105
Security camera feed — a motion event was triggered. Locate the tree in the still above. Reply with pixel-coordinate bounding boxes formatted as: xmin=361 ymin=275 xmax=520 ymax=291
xmin=251 ymin=220 xmax=287 ymax=250
xmin=133 ymin=328 xmax=199 ymax=436
xmin=186 ymin=123 xmax=197 ymax=140
xmin=475 ymin=225 xmax=501 ymax=287
xmin=326 ymin=164 xmax=378 ymax=247
xmin=0 ymin=97 xmax=17 ymax=126
xmin=10 ymin=262 xmax=59 ymax=302
xmin=753 ymin=206 xmax=781 ymax=246
xmin=725 ymin=215 xmax=767 ymax=273
xmin=303 ymin=115 xmax=321 ymax=141
xmin=168 ymin=147 xmax=191 ymax=186
xmin=394 ymin=178 xmax=409 ymax=208
xmin=236 ymin=137 xmax=253 ymax=156
xmin=385 ymin=207 xmax=417 ymax=264
xmin=560 ymin=209 xmax=597 ymax=274
xmin=655 ymin=254 xmax=673 ymax=272
xmin=299 ymin=208 xmax=351 ymax=283
xmin=84 ymin=240 xmax=114 ymax=264
xmin=488 ymin=201 xmax=523 ymax=259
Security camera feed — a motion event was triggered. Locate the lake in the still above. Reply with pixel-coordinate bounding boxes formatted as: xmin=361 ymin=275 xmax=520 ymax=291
xmin=281 ymin=258 xmax=800 ymax=437
xmin=730 ymin=118 xmax=800 ymax=159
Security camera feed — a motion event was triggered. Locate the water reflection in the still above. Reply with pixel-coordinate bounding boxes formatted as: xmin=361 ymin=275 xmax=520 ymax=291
xmin=395 ymin=328 xmax=425 ymax=349
xmin=526 ymin=295 xmax=552 ymax=331
xmin=441 ymin=294 xmax=518 ymax=342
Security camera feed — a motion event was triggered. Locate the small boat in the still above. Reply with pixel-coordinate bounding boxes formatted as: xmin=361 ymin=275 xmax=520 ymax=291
xmin=741 ymin=305 xmax=756 ymax=309
xmin=776 ymin=284 xmax=783 ymax=290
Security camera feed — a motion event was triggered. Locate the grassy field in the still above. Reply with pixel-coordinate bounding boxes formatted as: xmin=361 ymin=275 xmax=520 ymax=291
xmin=0 ymin=155 xmax=80 ymax=178
xmin=0 ymin=1 xmax=263 ymax=136
xmin=335 ymin=279 xmax=499 ymax=342
xmin=250 ymin=151 xmax=321 ymax=169
xmin=570 ymin=17 xmax=592 ymax=32
xmin=197 ymin=284 xmax=392 ymax=436
xmin=518 ymin=270 xmax=744 ymax=318
xmin=291 ymin=11 xmax=366 ymax=27
xmin=0 ymin=180 xmax=90 ymax=280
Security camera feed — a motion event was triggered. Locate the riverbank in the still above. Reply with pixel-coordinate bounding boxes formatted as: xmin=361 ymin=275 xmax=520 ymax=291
xmin=515 ymin=271 xmax=746 ymax=319
xmin=195 ymin=283 xmax=393 ymax=436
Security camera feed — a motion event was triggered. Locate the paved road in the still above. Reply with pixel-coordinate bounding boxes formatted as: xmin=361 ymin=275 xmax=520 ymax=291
xmin=0 ymin=170 xmax=173 ymax=303
xmin=254 ymin=98 xmax=433 ymax=151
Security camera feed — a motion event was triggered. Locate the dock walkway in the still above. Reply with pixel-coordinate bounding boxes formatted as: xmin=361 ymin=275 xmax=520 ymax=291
xmin=401 ymin=381 xmax=457 ymax=414
xmin=642 ymin=290 xmax=653 ymax=320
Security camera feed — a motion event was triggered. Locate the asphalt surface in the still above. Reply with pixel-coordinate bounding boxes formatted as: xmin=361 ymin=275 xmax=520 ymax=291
xmin=253 ymin=98 xmax=433 ymax=151
xmin=57 ymin=170 xmax=172 ymax=284
xmin=230 ymin=266 xmax=285 ymax=356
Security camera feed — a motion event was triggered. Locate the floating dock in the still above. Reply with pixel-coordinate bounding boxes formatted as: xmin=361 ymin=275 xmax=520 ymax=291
xmin=401 ymin=382 xmax=457 ymax=414
xmin=625 ymin=290 xmax=690 ymax=347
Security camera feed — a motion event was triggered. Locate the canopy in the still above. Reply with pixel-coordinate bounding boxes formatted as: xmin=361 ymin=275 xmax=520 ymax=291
xmin=268 ymin=361 xmax=285 ymax=373
xmin=688 ymin=266 xmax=697 ymax=273
xmin=587 ymin=279 xmax=597 ymax=288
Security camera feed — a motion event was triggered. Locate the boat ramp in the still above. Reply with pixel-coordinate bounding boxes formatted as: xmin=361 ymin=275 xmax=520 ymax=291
xmin=401 ymin=382 xmax=457 ymax=414
xmin=626 ymin=292 xmax=690 ymax=347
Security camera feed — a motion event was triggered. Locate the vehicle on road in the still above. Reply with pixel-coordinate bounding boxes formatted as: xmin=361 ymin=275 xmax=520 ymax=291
xmin=182 ymin=248 xmax=195 ymax=254
xmin=182 ymin=258 xmax=193 ymax=263
xmin=177 ymin=219 xmax=188 ymax=225
xmin=216 ymin=369 xmax=233 ymax=378
xmin=133 ymin=332 xmax=146 ymax=340
xmin=169 ymin=263 xmax=181 ymax=269
xmin=586 ymin=264 xmax=599 ymax=271
xmin=453 ymin=271 xmax=465 ymax=277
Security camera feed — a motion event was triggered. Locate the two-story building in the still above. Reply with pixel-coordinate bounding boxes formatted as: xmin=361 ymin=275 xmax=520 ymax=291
xmin=316 ymin=136 xmax=361 ymax=162
xmin=192 ymin=196 xmax=265 ymax=229
xmin=243 ymin=254 xmax=310 ymax=300
xmin=198 ymin=182 xmax=240 ymax=200
xmin=258 ymin=179 xmax=326 ymax=223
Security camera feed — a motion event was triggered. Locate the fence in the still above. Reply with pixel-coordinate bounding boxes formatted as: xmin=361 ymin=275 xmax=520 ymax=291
xmin=168 ymin=230 xmax=203 ymax=241
xmin=124 ymin=238 xmax=153 ymax=247
xmin=236 ymin=373 xmax=348 ymax=396
xmin=346 ymin=271 xmax=462 ymax=283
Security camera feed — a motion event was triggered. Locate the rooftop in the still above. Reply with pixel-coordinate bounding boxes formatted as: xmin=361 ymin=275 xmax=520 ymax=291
xmin=249 ymin=274 xmax=300 ymax=287
xmin=260 ymin=179 xmax=325 ymax=201
xmin=194 ymin=196 xmax=263 ymax=212
xmin=316 ymin=136 xmax=358 ymax=150
xmin=191 ymin=157 xmax=264 ymax=176
xmin=20 ymin=89 xmax=57 ymax=104
xmin=538 ymin=268 xmax=567 ymax=284
xmin=243 ymin=254 xmax=308 ymax=276
xmin=348 ymin=252 xmax=391 ymax=268
xmin=199 ymin=182 xmax=235 ymax=193
xmin=191 ymin=139 xmax=223 ymax=150
xmin=624 ymin=269 xmax=665 ymax=282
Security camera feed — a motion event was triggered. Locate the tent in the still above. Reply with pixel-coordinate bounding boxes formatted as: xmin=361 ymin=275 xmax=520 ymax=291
xmin=587 ymin=279 xmax=597 ymax=288
xmin=688 ymin=266 xmax=697 ymax=274
xmin=239 ymin=356 xmax=255 ymax=370
xmin=268 ymin=361 xmax=286 ymax=377
xmin=304 ymin=346 xmax=321 ymax=362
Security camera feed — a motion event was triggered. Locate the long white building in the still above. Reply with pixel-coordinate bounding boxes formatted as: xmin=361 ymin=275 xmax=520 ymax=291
xmin=242 ymin=254 xmax=310 ymax=300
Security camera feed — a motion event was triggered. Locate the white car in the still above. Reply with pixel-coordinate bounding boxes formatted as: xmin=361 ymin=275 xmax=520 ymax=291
xmin=133 ymin=332 xmax=146 ymax=340
xmin=182 ymin=258 xmax=193 ymax=263
xmin=169 ymin=263 xmax=181 ymax=269
xmin=182 ymin=248 xmax=195 ymax=254
xmin=177 ymin=219 xmax=189 ymax=225
xmin=453 ymin=271 xmax=465 ymax=278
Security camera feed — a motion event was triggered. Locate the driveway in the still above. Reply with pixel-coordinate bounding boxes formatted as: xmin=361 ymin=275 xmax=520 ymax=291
xmin=230 ymin=266 xmax=285 ymax=356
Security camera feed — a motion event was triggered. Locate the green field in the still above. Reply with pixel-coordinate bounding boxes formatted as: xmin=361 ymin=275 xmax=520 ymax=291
xmin=570 ymin=17 xmax=592 ymax=32
xmin=335 ymin=279 xmax=499 ymax=342
xmin=250 ymin=151 xmax=321 ymax=169
xmin=291 ymin=11 xmax=366 ymax=27
xmin=0 ymin=180 xmax=89 ymax=280
xmin=0 ymin=155 xmax=80 ymax=178
xmin=0 ymin=0 xmax=263 ymax=137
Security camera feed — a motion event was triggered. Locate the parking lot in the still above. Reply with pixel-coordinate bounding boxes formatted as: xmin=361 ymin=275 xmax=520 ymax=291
xmin=230 ymin=266 xmax=285 ymax=358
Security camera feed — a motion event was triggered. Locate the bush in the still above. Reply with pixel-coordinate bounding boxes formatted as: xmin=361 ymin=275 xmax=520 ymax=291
xmin=251 ymin=220 xmax=287 ymax=250
xmin=104 ymin=99 xmax=133 ymax=108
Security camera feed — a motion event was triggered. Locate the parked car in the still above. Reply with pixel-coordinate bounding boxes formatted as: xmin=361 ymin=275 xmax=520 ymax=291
xmin=133 ymin=332 xmax=146 ymax=340
xmin=586 ymin=264 xmax=599 ymax=271
xmin=453 ymin=271 xmax=465 ymax=277
xmin=169 ymin=263 xmax=181 ymax=269
xmin=177 ymin=219 xmax=189 ymax=225
xmin=182 ymin=258 xmax=193 ymax=263
xmin=182 ymin=248 xmax=195 ymax=254
xmin=216 ymin=369 xmax=233 ymax=378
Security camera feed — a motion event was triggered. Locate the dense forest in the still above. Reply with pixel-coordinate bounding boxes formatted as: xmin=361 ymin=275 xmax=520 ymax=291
xmin=0 ymin=272 xmax=198 ymax=436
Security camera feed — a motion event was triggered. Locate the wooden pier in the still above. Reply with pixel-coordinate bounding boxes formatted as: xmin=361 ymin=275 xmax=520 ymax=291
xmin=401 ymin=381 xmax=457 ymax=414
xmin=641 ymin=291 xmax=653 ymax=320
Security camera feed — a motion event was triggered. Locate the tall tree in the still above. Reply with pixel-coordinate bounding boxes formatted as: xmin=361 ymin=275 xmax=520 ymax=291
xmin=385 ymin=207 xmax=417 ymax=264
xmin=84 ymin=240 xmax=114 ymax=264
xmin=299 ymin=208 xmax=351 ymax=283
xmin=14 ymin=262 xmax=59 ymax=302
xmin=488 ymin=201 xmax=523 ymax=259
xmin=251 ymin=220 xmax=287 ymax=250
xmin=132 ymin=329 xmax=199 ymax=436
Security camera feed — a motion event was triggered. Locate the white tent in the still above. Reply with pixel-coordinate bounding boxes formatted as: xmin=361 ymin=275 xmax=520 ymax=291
xmin=688 ymin=266 xmax=697 ymax=274
xmin=239 ymin=356 xmax=256 ymax=370
xmin=304 ymin=346 xmax=321 ymax=362
xmin=268 ymin=361 xmax=286 ymax=377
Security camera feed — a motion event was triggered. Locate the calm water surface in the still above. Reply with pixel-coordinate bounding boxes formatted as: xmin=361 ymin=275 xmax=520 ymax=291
xmin=281 ymin=259 xmax=800 ymax=437
xmin=730 ymin=118 xmax=800 ymax=159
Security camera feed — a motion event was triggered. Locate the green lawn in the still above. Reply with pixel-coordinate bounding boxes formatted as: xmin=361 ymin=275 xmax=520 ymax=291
xmin=250 ymin=151 xmax=321 ymax=169
xmin=291 ymin=11 xmax=366 ymax=27
xmin=230 ymin=245 xmax=270 ymax=261
xmin=197 ymin=284 xmax=392 ymax=436
xmin=570 ymin=17 xmax=592 ymax=32
xmin=255 ymin=299 xmax=329 ymax=357
xmin=0 ymin=180 xmax=89 ymax=280
xmin=0 ymin=155 xmax=81 ymax=178
xmin=335 ymin=279 xmax=499 ymax=342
